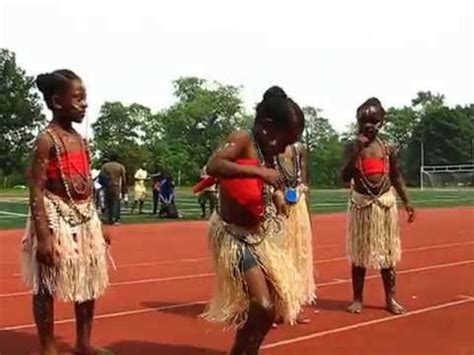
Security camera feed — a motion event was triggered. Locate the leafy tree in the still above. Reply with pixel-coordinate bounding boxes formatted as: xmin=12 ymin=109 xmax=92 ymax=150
xmin=384 ymin=106 xmax=417 ymax=150
xmin=92 ymin=102 xmax=153 ymax=183
xmin=385 ymin=92 xmax=472 ymax=186
xmin=0 ymin=48 xmax=45 ymax=184
xmin=92 ymin=102 xmax=152 ymax=153
xmin=403 ymin=104 xmax=473 ymax=184
xmin=302 ymin=106 xmax=344 ymax=187
xmin=148 ymin=77 xmax=250 ymax=184
xmin=411 ymin=91 xmax=445 ymax=112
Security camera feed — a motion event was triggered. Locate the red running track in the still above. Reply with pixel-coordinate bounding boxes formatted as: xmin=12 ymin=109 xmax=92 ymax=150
xmin=0 ymin=207 xmax=473 ymax=354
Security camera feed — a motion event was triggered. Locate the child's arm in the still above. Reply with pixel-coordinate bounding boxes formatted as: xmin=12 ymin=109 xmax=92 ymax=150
xmin=341 ymin=135 xmax=370 ymax=184
xmin=29 ymin=134 xmax=56 ymax=265
xmin=389 ymin=144 xmax=415 ymax=223
xmin=207 ymin=131 xmax=282 ymax=188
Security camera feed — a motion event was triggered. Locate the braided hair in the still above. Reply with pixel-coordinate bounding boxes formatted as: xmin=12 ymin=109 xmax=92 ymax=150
xmin=36 ymin=69 xmax=81 ymax=110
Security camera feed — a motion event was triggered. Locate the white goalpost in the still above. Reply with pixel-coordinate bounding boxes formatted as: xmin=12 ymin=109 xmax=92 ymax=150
xmin=419 ymin=143 xmax=474 ymax=190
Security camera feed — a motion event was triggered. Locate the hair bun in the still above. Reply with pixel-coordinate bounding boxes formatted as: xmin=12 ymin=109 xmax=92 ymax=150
xmin=263 ymin=86 xmax=287 ymax=101
xmin=35 ymin=73 xmax=53 ymax=95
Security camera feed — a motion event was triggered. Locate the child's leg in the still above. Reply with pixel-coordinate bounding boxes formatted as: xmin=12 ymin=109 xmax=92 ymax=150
xmin=74 ymin=300 xmax=95 ymax=353
xmin=230 ymin=266 xmax=275 ymax=355
xmin=347 ymin=264 xmax=366 ymax=313
xmin=381 ymin=267 xmax=406 ymax=314
xmin=33 ymin=290 xmax=57 ymax=355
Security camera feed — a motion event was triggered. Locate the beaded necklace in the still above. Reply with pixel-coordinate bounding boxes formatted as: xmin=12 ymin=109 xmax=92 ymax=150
xmin=53 ymin=127 xmax=90 ymax=195
xmin=250 ymin=132 xmax=273 ymax=214
xmin=357 ymin=136 xmax=389 ymax=199
xmin=46 ymin=127 xmax=93 ymax=226
xmin=276 ymin=144 xmax=302 ymax=204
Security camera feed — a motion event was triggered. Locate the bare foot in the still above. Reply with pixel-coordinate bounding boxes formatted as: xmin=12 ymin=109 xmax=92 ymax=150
xmin=30 ymin=344 xmax=60 ymax=355
xmin=386 ymin=299 xmax=406 ymax=315
xmin=72 ymin=346 xmax=114 ymax=355
xmin=29 ymin=350 xmax=59 ymax=355
xmin=296 ymin=316 xmax=311 ymax=324
xmin=347 ymin=300 xmax=363 ymax=314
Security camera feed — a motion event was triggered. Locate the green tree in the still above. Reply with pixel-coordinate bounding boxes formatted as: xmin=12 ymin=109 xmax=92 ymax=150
xmin=404 ymin=104 xmax=473 ymax=185
xmin=303 ymin=106 xmax=344 ymax=187
xmin=0 ymin=48 xmax=45 ymax=185
xmin=148 ymin=77 xmax=250 ymax=184
xmin=411 ymin=91 xmax=445 ymax=111
xmin=92 ymin=102 xmax=153 ymax=183
xmin=384 ymin=106 xmax=417 ymax=150
xmin=92 ymin=101 xmax=152 ymax=153
xmin=382 ymin=92 xmax=472 ymax=186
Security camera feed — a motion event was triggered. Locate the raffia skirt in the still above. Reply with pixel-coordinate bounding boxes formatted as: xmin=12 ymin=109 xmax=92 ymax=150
xmin=347 ymin=188 xmax=401 ymax=269
xmin=21 ymin=194 xmax=109 ymax=302
xmin=202 ymin=213 xmax=302 ymax=329
xmin=284 ymin=188 xmax=316 ymax=305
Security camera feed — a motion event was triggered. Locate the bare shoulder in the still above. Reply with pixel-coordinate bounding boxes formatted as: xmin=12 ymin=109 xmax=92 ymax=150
xmin=383 ymin=139 xmax=397 ymax=156
xmin=227 ymin=130 xmax=251 ymax=145
xmin=223 ymin=130 xmax=253 ymax=154
xmin=34 ymin=131 xmax=53 ymax=153
xmin=343 ymin=140 xmax=355 ymax=158
xmin=293 ymin=142 xmax=307 ymax=154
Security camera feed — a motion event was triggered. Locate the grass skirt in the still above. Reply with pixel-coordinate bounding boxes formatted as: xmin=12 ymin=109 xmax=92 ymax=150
xmin=202 ymin=212 xmax=302 ymax=329
xmin=21 ymin=194 xmax=109 ymax=302
xmin=285 ymin=187 xmax=316 ymax=305
xmin=347 ymin=188 xmax=401 ymax=269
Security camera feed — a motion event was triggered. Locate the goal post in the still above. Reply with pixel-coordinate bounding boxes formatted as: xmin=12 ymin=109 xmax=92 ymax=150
xmin=420 ymin=164 xmax=474 ymax=190
xmin=419 ymin=142 xmax=474 ymax=190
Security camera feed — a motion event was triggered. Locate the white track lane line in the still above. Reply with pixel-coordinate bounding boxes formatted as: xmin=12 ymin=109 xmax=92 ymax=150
xmin=0 ymin=260 xmax=472 ymax=330
xmin=261 ymin=297 xmax=473 ymax=350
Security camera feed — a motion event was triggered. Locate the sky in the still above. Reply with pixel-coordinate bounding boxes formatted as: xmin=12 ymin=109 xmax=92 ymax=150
xmin=0 ymin=0 xmax=472 ymax=137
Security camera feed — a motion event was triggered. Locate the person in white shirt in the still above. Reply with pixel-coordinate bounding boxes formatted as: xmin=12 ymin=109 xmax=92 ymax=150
xmin=131 ymin=165 xmax=148 ymax=214
xmin=91 ymin=168 xmax=104 ymax=214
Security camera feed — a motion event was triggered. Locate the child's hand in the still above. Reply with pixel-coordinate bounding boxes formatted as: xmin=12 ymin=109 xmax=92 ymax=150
xmin=273 ymin=190 xmax=288 ymax=217
xmin=258 ymin=167 xmax=284 ymax=189
xmin=405 ymin=204 xmax=415 ymax=223
xmin=354 ymin=134 xmax=370 ymax=152
xmin=36 ymin=236 xmax=56 ymax=266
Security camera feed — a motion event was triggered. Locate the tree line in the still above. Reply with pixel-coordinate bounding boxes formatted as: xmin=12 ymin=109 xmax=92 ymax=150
xmin=1 ymin=48 xmax=472 ymax=188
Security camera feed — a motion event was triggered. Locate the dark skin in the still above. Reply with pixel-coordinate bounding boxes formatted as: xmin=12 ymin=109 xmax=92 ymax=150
xmin=208 ymin=122 xmax=296 ymax=228
xmin=30 ymin=79 xmax=110 ymax=355
xmin=207 ymin=117 xmax=299 ymax=355
xmin=341 ymin=105 xmax=415 ymax=315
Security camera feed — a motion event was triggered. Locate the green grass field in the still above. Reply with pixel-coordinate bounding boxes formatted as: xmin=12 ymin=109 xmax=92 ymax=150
xmin=0 ymin=187 xmax=473 ymax=230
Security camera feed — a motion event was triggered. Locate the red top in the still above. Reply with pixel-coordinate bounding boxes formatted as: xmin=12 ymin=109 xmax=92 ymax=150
xmin=358 ymin=157 xmax=389 ymax=176
xmin=219 ymin=158 xmax=265 ymax=220
xmin=47 ymin=150 xmax=90 ymax=180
